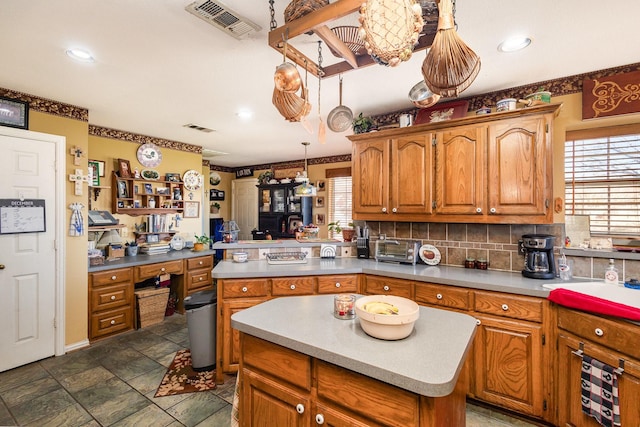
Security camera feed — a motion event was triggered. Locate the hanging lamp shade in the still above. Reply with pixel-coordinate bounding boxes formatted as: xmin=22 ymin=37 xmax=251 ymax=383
xmin=294 ymin=142 xmax=317 ymax=197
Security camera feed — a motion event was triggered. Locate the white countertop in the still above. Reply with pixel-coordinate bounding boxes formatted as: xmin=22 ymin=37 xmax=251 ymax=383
xmin=231 ymin=294 xmax=477 ymax=397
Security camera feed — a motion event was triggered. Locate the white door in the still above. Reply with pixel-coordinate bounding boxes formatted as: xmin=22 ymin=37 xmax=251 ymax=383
xmin=0 ymin=128 xmax=63 ymax=372
xmin=232 ymin=178 xmax=258 ymax=241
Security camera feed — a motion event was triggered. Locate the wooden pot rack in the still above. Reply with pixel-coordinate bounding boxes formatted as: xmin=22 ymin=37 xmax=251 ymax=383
xmin=268 ymin=0 xmax=436 ymax=79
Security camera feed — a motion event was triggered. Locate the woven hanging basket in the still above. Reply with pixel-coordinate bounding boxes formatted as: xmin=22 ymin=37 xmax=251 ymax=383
xmin=328 ymin=26 xmax=366 ymax=58
xmin=272 ymin=81 xmax=311 ymax=122
xmin=358 ymin=0 xmax=424 ymax=67
xmin=421 ymin=0 xmax=481 ymax=97
xmin=284 ymin=0 xmax=329 ymax=22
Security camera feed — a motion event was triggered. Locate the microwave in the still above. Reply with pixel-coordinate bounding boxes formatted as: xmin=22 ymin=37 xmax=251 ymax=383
xmin=374 ymin=239 xmax=420 ymax=265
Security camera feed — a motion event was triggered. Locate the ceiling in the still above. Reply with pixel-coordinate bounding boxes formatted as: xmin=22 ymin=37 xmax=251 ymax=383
xmin=1 ymin=1 xmax=639 ymax=168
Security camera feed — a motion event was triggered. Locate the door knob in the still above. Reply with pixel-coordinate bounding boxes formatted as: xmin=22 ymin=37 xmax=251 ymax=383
xmin=0 ymin=264 xmax=5 ymax=270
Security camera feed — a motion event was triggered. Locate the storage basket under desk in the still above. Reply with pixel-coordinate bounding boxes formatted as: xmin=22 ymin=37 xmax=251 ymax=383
xmin=135 ymin=286 xmax=169 ymax=328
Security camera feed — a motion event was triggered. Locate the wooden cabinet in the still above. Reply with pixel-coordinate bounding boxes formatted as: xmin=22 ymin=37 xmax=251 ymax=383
xmin=362 ymin=275 xmax=413 ymax=299
xmin=352 ymin=134 xmax=433 ymax=220
xmin=112 ymin=172 xmax=184 ymax=216
xmin=556 ymin=307 xmax=640 ymax=427
xmin=348 ymin=103 xmax=560 ymax=223
xmin=185 ymin=255 xmax=213 ymax=294
xmin=88 ymin=267 xmax=134 ymax=340
xmin=134 ymin=259 xmax=183 ymax=283
xmin=240 ymin=334 xmax=466 ymax=427
xmin=271 ymin=276 xmax=316 ymax=296
xmin=317 ymin=274 xmax=358 ymax=294
xmin=257 ymin=182 xmax=312 ymax=239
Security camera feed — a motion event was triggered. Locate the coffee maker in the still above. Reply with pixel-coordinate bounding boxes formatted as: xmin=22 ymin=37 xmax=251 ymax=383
xmin=520 ymin=234 xmax=556 ymax=279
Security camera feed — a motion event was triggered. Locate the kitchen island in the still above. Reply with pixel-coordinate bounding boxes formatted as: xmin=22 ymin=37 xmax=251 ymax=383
xmin=232 ymin=294 xmax=477 ymax=426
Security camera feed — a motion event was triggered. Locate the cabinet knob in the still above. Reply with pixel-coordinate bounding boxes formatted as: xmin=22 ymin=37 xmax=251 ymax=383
xmin=381 ymin=207 xmax=387 ymax=213
xmin=476 ymin=207 xmax=482 ymax=213
xmin=110 ymin=295 xmax=116 ymax=300
xmin=392 ymin=208 xmax=397 ymax=213
xmin=476 ymin=319 xmax=481 ymax=326
xmin=315 ymin=414 xmax=325 ymax=424
xmin=199 ymin=261 xmax=203 ymax=265
xmin=290 ymin=284 xmax=296 ymax=290
xmin=595 ymin=328 xmax=604 ymax=337
xmin=296 ymin=403 xmax=305 ymax=414
xmin=436 ymin=293 xmax=443 ymax=300
xmin=490 ymin=207 xmax=497 ymax=214
xmin=242 ymin=287 xmax=248 ymax=293
xmin=110 ymin=320 xmax=116 ymax=325
xmin=161 ymin=267 xmax=166 ymax=272
xmin=383 ymin=285 xmax=390 ymax=291
xmin=111 ymin=275 xmax=117 ymax=280
xmin=501 ymin=304 xmax=509 ymax=311
xmin=335 ymin=282 xmax=341 ymax=288
xmin=199 ymin=277 xmax=203 ymax=281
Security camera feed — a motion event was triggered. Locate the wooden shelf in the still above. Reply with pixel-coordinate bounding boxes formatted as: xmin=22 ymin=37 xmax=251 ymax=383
xmin=112 ymin=172 xmax=184 ymax=216
xmin=89 ymin=224 xmax=126 ymax=232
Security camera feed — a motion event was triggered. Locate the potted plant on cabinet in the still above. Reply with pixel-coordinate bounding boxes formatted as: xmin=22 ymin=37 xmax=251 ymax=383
xmin=353 ymin=113 xmax=374 ymax=134
xmin=193 ymin=234 xmax=212 ymax=251
xmin=327 ymin=220 xmax=355 ymax=242
xmin=210 ymin=202 xmax=221 ymax=215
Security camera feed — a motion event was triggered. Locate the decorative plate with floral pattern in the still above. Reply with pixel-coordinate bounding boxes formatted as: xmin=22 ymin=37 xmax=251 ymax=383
xmin=183 ymin=169 xmax=203 ymax=191
xmin=137 ymin=143 xmax=162 ymax=168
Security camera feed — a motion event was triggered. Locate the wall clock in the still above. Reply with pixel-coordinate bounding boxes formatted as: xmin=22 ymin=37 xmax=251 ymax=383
xmin=137 ymin=143 xmax=162 ymax=168
xmin=183 ymin=169 xmax=204 ymax=191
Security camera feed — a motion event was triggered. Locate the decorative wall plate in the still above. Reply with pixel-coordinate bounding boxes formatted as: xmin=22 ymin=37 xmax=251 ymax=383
xmin=141 ymin=169 xmax=160 ymax=180
xmin=209 ymin=171 xmax=221 ymax=186
xmin=137 ymin=143 xmax=162 ymax=168
xmin=419 ymin=244 xmax=441 ymax=265
xmin=183 ymin=169 xmax=204 ymax=191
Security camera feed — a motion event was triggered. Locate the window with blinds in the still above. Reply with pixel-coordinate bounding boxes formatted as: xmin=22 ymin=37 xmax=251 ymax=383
xmin=328 ymin=176 xmax=353 ymax=240
xmin=565 ymin=124 xmax=640 ymax=237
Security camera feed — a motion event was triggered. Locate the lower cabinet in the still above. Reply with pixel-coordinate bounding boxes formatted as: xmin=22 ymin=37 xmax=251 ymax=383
xmin=88 ymin=268 xmax=134 ymax=341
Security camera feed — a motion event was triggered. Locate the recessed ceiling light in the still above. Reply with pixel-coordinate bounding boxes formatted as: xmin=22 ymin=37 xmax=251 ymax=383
xmin=497 ymin=36 xmax=532 ymax=53
xmin=236 ymin=110 xmax=253 ymax=120
xmin=66 ymin=48 xmax=95 ymax=63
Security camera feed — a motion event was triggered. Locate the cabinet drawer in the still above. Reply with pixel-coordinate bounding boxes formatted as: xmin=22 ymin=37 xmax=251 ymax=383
xmin=222 ymin=278 xmax=270 ymax=298
xmin=186 ymin=255 xmax=213 ymax=271
xmin=415 ymin=283 xmax=470 ymax=311
xmin=187 ymin=269 xmax=212 ymax=293
xmin=90 ymin=268 xmax=133 ymax=287
xmin=272 ymin=277 xmax=316 ymax=296
xmin=91 ymin=283 xmax=132 ymax=312
xmin=242 ymin=334 xmax=311 ymax=391
xmin=317 ymin=274 xmax=358 ymax=294
xmin=474 ymin=291 xmax=543 ymax=322
xmin=135 ymin=260 xmax=183 ymax=282
xmin=90 ymin=307 xmax=132 ymax=339
xmin=316 ymin=360 xmax=418 ymax=427
xmin=363 ymin=276 xmax=413 ymax=299
xmin=557 ymin=306 xmax=640 ymax=360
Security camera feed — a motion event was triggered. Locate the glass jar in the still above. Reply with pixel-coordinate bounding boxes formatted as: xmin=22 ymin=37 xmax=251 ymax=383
xmin=464 ymin=258 xmax=476 ymax=269
xmin=475 ymin=259 xmax=489 ymax=270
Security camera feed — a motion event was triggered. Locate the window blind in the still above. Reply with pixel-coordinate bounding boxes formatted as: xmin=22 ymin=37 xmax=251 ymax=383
xmin=328 ymin=176 xmax=353 ymax=240
xmin=565 ymin=127 xmax=640 ymax=237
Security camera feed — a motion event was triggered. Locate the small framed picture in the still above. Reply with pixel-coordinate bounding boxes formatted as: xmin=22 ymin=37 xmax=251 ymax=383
xmin=146 ymin=234 xmax=159 ymax=243
xmin=117 ymin=201 xmax=125 ymax=208
xmin=184 ymin=201 xmax=200 ymax=218
xmin=0 ymin=96 xmax=29 ymax=129
xmin=133 ymin=184 xmax=139 ymax=195
xmin=172 ymin=187 xmax=182 ymax=200
xmin=165 ymin=173 xmax=181 ymax=182
xmin=89 ymin=159 xmax=105 ymax=177
xmin=133 ymin=200 xmax=141 ymax=208
xmin=316 ymin=180 xmax=326 ymax=192
xmin=156 ymin=187 xmax=170 ymax=195
xmin=315 ymin=196 xmax=325 ymax=208
xmin=210 ymin=189 xmax=225 ymax=201
xmin=315 ymin=213 xmax=325 ymax=225
xmin=88 ymin=161 xmax=100 ymax=186
xmin=144 ymin=183 xmax=153 ymax=194
xmin=118 ymin=158 xmax=132 ymax=178
xmin=117 ymin=180 xmax=129 ymax=198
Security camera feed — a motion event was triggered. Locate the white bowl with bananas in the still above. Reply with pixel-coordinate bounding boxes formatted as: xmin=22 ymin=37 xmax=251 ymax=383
xmin=355 ymin=295 xmax=420 ymax=340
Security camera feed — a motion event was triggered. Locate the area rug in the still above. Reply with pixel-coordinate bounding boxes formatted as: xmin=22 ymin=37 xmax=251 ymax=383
xmin=154 ymin=349 xmax=216 ymax=397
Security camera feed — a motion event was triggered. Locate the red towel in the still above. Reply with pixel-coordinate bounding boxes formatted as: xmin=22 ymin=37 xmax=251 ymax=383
xmin=548 ymin=288 xmax=640 ymax=321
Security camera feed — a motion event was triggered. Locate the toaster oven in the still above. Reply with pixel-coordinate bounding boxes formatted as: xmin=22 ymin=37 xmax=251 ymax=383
xmin=374 ymin=239 xmax=420 ymax=265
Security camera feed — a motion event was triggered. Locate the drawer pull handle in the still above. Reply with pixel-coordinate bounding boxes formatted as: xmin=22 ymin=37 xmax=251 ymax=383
xmin=199 ymin=261 xmax=203 ymax=265
xmin=296 ymin=403 xmax=305 ymax=414
xmin=111 ymin=275 xmax=117 ymax=280
xmin=572 ymin=342 xmax=626 ymax=375
xmin=594 ymin=328 xmax=604 ymax=337
xmin=290 ymin=284 xmax=296 ymax=290
xmin=110 ymin=320 xmax=116 ymax=325
xmin=242 ymin=287 xmax=248 ymax=293
xmin=315 ymin=414 xmax=325 ymax=424
xmin=110 ymin=295 xmax=116 ymax=300
xmin=490 ymin=207 xmax=497 ymax=214
xmin=383 ymin=285 xmax=390 ymax=291
xmin=199 ymin=277 xmax=203 ymax=281
xmin=335 ymin=282 xmax=341 ymax=288
xmin=501 ymin=304 xmax=509 ymax=311
xmin=436 ymin=293 xmax=443 ymax=300
xmin=476 ymin=207 xmax=482 ymax=213
xmin=476 ymin=319 xmax=481 ymax=326
xmin=161 ymin=268 xmax=166 ymax=272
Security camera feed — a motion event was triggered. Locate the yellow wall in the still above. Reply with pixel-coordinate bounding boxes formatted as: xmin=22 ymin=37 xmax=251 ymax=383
xmin=205 ymin=169 xmax=235 ymax=224
xmin=28 ymin=110 xmax=90 ymax=346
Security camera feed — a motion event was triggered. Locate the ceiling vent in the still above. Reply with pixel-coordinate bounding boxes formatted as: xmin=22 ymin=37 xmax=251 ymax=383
xmin=183 ymin=123 xmax=215 ymax=133
xmin=185 ymin=0 xmax=261 ymax=40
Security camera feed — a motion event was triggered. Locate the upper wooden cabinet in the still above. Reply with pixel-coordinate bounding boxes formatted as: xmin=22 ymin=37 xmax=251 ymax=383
xmin=348 ymin=103 xmax=561 ymax=224
xmin=352 ymin=134 xmax=433 ymax=220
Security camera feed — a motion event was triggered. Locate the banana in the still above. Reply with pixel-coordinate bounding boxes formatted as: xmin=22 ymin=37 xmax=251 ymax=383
xmin=363 ymin=301 xmax=399 ymax=315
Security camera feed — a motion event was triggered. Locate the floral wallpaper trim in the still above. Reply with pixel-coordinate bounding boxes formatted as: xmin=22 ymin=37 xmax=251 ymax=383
xmin=0 ymin=87 xmax=88 ymax=122
xmin=88 ymin=125 xmax=202 ymax=154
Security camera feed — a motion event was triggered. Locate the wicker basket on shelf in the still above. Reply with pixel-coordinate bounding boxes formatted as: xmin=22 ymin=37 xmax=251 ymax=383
xmin=135 ymin=287 xmax=170 ymax=328
xmin=284 ymin=0 xmax=329 ymax=22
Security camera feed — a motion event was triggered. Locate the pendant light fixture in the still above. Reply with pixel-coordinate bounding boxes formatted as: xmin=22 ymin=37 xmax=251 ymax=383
xmin=294 ymin=142 xmax=317 ymax=197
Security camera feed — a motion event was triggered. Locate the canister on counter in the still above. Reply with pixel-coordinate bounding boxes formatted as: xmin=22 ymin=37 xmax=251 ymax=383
xmin=465 ymin=258 xmax=476 ymax=268
xmin=475 ymin=258 xmax=489 ymax=270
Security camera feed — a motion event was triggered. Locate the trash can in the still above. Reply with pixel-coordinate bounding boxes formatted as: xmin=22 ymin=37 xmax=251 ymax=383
xmin=184 ymin=290 xmax=217 ymax=371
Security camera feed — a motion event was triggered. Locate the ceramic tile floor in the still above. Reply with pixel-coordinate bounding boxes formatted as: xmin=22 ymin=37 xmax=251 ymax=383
xmin=0 ymin=313 xmax=541 ymax=426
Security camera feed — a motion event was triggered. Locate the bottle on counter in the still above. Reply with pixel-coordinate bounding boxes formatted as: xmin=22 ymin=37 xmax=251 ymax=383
xmin=604 ymin=258 xmax=619 ymax=285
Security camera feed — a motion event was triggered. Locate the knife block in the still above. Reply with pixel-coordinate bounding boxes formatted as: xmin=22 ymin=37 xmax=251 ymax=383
xmin=357 ymin=238 xmax=370 ymax=259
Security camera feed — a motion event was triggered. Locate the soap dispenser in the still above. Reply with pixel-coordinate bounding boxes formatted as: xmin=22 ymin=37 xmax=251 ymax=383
xmin=604 ymin=258 xmax=619 ymax=285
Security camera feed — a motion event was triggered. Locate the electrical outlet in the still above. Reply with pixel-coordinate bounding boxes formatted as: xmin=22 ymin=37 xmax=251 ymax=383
xmin=342 ymin=247 xmax=352 ymax=257
xmin=259 ymin=250 xmax=269 ymax=260
xmin=301 ymin=247 xmax=311 ymax=258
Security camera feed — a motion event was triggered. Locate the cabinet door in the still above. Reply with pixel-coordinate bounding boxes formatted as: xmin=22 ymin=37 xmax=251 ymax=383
xmin=313 ymin=402 xmax=387 ymax=427
xmin=434 ymin=125 xmax=486 ymax=215
xmin=473 ymin=315 xmax=545 ymax=417
xmin=221 ymin=298 xmax=267 ymax=373
xmin=242 ymin=369 xmax=311 ymax=427
xmin=352 ymin=139 xmax=390 ymax=215
xmin=390 ymin=135 xmax=433 ymax=215
xmin=487 ymin=115 xmax=549 ymax=216
xmin=557 ymin=333 xmax=640 ymax=427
